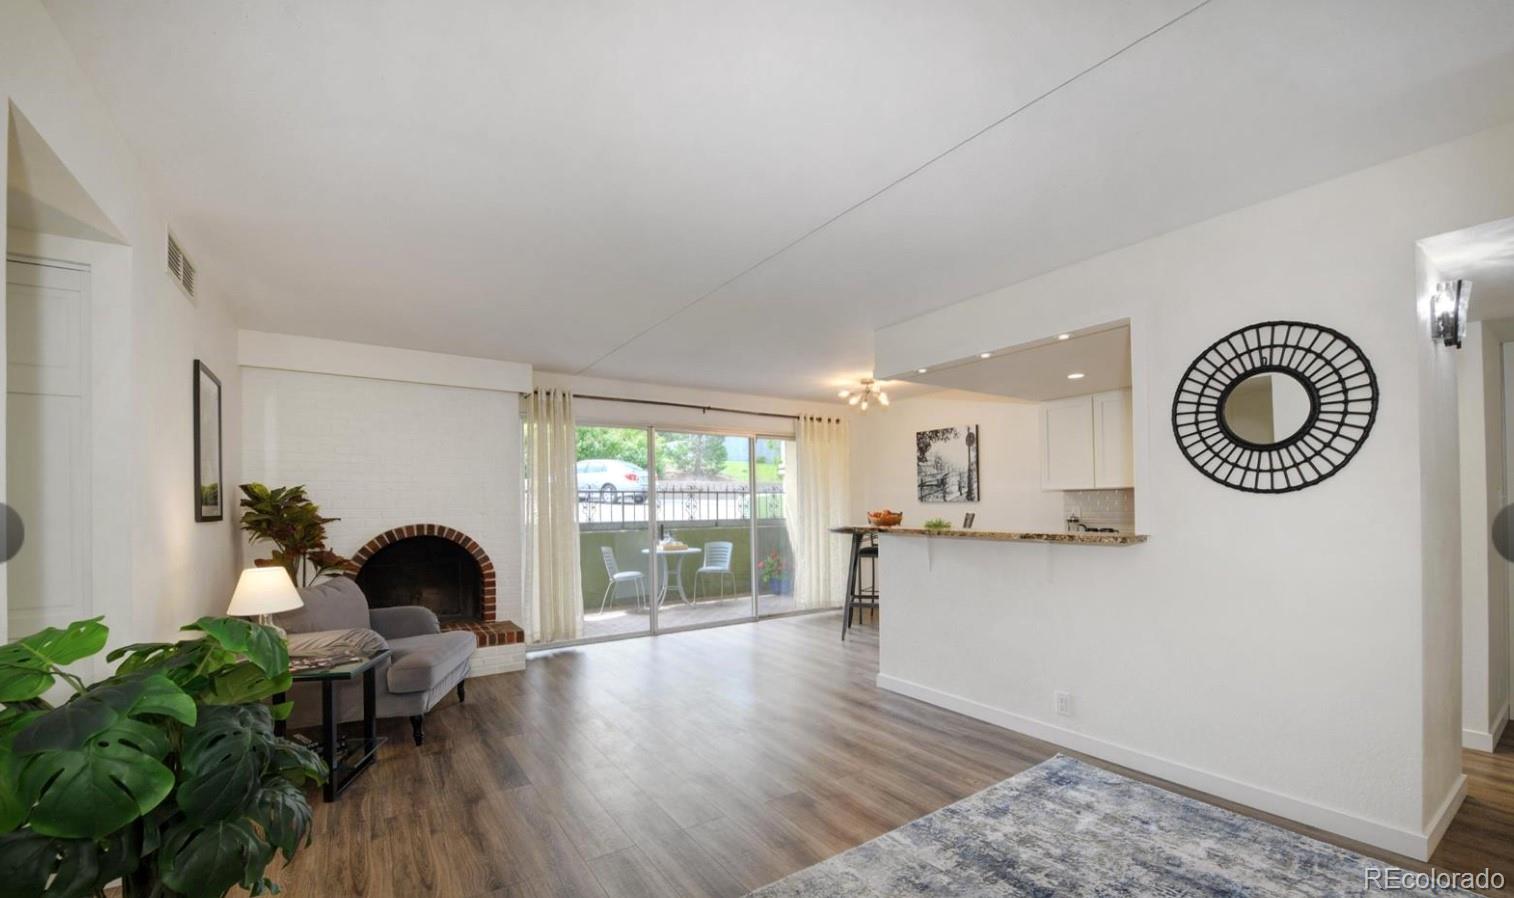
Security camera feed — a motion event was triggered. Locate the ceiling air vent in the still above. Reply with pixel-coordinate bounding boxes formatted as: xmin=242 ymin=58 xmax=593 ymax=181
xmin=167 ymin=231 xmax=197 ymax=298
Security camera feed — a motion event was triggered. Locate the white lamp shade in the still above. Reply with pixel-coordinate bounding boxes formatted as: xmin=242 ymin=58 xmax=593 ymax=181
xmin=227 ymin=567 xmax=303 ymax=617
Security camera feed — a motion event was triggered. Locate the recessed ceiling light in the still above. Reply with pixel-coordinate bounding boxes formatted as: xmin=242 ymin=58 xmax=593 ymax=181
xmin=916 ymin=368 xmax=928 ymax=374
xmin=838 ymin=389 xmax=851 ymax=398
xmin=979 ymin=352 xmax=992 ymax=359
xmin=1057 ymin=333 xmax=1071 ymax=341
xmin=1067 ymin=372 xmax=1086 ymax=380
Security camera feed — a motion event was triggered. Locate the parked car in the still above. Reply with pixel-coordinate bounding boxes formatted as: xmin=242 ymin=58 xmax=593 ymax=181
xmin=577 ymin=459 xmax=648 ymax=503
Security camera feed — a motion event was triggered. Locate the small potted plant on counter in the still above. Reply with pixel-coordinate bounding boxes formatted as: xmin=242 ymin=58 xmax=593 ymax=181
xmin=923 ymin=517 xmax=953 ymax=533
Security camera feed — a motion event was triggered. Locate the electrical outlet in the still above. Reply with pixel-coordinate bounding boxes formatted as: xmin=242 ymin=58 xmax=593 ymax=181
xmin=1055 ymin=691 xmax=1074 ymax=717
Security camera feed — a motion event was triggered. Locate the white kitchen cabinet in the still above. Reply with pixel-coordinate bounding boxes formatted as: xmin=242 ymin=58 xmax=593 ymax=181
xmin=1040 ymin=389 xmax=1132 ymax=490
xmin=1092 ymin=389 xmax=1134 ymax=488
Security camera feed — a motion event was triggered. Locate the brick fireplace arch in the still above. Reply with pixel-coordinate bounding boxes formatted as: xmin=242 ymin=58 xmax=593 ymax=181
xmin=352 ymin=524 xmax=496 ymax=621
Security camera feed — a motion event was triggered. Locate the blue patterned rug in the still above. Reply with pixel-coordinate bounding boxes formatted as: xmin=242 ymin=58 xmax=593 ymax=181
xmin=749 ymin=755 xmax=1474 ymax=897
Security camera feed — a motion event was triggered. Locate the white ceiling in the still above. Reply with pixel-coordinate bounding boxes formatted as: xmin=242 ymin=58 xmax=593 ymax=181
xmin=1421 ymin=217 xmax=1514 ymax=322
xmin=909 ymin=325 xmax=1130 ymax=401
xmin=41 ymin=0 xmax=1514 ymax=399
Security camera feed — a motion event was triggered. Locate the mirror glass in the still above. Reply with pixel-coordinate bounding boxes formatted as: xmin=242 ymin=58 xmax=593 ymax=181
xmin=1222 ymin=372 xmax=1311 ymax=445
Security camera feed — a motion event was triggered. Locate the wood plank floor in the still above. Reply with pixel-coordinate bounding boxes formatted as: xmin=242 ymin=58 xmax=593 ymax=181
xmin=269 ymin=612 xmax=1514 ymax=897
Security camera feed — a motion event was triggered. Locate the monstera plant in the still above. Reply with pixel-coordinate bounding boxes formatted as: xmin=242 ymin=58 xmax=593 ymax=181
xmin=0 ymin=616 xmax=326 ymax=897
xmin=238 ymin=483 xmax=353 ymax=587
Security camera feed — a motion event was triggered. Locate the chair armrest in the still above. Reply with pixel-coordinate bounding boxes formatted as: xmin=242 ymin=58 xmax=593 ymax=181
xmin=286 ymin=628 xmax=388 ymax=657
xmin=369 ymin=606 xmax=441 ymax=639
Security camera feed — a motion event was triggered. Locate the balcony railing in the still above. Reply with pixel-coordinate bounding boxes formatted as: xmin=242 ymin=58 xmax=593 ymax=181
xmin=577 ymin=485 xmax=784 ymax=529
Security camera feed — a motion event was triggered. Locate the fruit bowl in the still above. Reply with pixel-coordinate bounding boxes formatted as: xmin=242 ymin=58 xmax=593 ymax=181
xmin=867 ymin=510 xmax=904 ymax=528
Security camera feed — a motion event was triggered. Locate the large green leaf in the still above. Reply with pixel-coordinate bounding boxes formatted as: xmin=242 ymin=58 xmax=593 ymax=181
xmin=0 ymin=619 xmax=107 ymax=702
xmin=17 ymin=718 xmax=174 ymax=839
xmin=185 ymin=618 xmax=289 ymax=676
xmin=158 ymin=817 xmax=271 ymax=898
xmin=203 ymin=662 xmax=291 ymax=707
xmin=0 ymin=709 xmax=41 ymax=833
xmin=0 ymin=831 xmax=101 ymax=898
xmin=178 ymin=705 xmax=272 ymax=823
xmin=251 ymin=776 xmax=313 ymax=861
xmin=268 ymin=738 xmax=327 ymax=788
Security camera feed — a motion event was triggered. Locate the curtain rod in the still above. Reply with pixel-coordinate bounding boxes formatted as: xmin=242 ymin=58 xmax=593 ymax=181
xmin=568 ymin=392 xmax=841 ymax=423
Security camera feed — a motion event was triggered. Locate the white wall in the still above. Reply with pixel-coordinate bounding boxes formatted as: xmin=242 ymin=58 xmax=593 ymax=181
xmin=2 ymin=0 xmax=244 ymax=646
xmin=240 ymin=366 xmax=522 ymax=626
xmin=1457 ymin=319 xmax=1510 ymax=751
xmin=872 ymin=121 xmax=1514 ymax=857
xmin=854 ymin=390 xmax=1063 ymax=532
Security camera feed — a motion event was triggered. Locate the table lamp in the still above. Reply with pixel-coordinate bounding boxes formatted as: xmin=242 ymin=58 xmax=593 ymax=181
xmin=228 ymin=567 xmax=303 ymax=635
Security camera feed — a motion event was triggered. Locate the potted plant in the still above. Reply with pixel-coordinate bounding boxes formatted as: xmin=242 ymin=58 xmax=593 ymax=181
xmin=757 ymin=550 xmax=790 ymax=595
xmin=0 ymin=616 xmax=325 ymax=897
xmin=238 ymin=483 xmax=354 ymax=587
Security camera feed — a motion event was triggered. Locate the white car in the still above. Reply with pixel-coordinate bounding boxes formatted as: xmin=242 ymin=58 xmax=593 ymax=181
xmin=576 ymin=459 xmax=648 ymax=503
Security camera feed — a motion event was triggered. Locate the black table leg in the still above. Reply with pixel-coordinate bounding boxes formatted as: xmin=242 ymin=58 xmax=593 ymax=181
xmin=321 ymin=681 xmax=337 ymax=803
xmin=363 ymin=666 xmax=377 ymax=748
xmin=841 ymin=531 xmax=862 ymax=641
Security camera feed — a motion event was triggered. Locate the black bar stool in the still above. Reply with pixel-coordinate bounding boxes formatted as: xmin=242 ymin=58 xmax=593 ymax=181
xmin=841 ymin=533 xmax=879 ymax=639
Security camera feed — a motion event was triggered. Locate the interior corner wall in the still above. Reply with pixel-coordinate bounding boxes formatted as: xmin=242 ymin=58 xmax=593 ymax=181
xmin=872 ymin=121 xmax=1514 ymax=856
xmin=1457 ymin=319 xmax=1510 ymax=751
xmin=1414 ymin=248 xmax=1464 ymax=836
xmin=1 ymin=0 xmax=245 ymax=646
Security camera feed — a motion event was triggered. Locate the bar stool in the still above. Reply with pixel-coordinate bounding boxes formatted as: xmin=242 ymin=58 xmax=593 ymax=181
xmin=842 ymin=533 xmax=879 ymax=639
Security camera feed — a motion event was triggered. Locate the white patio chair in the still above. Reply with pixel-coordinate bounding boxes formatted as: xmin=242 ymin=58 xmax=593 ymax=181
xmin=693 ymin=541 xmax=735 ymax=601
xmin=599 ymin=546 xmax=647 ymax=614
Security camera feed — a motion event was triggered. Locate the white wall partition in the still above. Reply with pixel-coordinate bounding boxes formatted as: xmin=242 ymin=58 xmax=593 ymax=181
xmin=870 ymin=121 xmax=1514 ymax=859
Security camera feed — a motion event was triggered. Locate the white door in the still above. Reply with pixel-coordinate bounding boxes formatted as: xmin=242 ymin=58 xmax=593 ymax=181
xmin=6 ymin=258 xmax=91 ymax=641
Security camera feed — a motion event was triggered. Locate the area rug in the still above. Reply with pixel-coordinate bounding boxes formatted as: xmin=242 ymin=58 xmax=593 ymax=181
xmin=748 ymin=755 xmax=1477 ymax=897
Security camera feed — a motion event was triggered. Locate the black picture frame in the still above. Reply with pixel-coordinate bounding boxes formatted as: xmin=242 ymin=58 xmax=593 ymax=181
xmin=193 ymin=360 xmax=224 ymax=522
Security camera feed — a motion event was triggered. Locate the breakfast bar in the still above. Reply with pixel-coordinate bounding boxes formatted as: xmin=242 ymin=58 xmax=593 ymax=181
xmin=830 ymin=525 xmax=1147 ymax=639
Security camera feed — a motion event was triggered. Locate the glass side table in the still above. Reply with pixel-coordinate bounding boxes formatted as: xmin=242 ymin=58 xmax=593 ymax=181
xmin=273 ymin=649 xmax=391 ymax=802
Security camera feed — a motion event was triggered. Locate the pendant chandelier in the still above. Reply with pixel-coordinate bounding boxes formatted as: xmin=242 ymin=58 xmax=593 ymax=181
xmin=838 ymin=378 xmax=889 ymax=412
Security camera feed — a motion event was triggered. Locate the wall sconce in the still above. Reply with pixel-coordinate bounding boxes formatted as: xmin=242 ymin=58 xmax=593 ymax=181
xmin=1430 ymin=279 xmax=1470 ymax=348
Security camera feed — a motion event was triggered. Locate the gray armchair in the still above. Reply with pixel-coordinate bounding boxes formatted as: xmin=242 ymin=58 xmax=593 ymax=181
xmin=275 ymin=577 xmax=475 ymax=745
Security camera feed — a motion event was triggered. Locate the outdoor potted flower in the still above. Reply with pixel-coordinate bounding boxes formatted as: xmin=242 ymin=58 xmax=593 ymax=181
xmin=757 ymin=550 xmax=791 ymax=596
xmin=0 ymin=615 xmax=326 ymax=897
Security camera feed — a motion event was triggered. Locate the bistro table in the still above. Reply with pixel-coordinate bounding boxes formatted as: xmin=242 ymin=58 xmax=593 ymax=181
xmin=641 ymin=545 xmax=702 ymax=608
xmin=273 ymin=649 xmax=390 ymax=802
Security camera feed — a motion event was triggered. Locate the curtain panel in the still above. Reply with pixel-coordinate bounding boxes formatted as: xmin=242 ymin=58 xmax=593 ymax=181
xmin=522 ymin=389 xmax=583 ymax=644
xmin=787 ymin=415 xmax=851 ymax=611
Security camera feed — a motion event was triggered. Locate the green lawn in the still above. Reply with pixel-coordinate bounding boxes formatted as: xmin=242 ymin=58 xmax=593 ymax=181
xmin=722 ymin=460 xmax=781 ymax=482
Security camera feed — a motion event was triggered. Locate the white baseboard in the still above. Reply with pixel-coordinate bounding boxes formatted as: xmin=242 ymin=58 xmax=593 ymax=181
xmin=1462 ymin=700 xmax=1509 ymax=752
xmin=469 ymin=643 xmax=525 ymax=676
xmin=877 ymin=673 xmax=1446 ymax=862
xmin=1423 ymin=774 xmax=1468 ymax=859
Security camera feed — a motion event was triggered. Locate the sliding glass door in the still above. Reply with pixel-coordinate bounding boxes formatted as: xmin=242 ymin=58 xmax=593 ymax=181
xmin=652 ymin=430 xmax=754 ymax=631
xmin=576 ymin=426 xmax=653 ymax=641
xmin=755 ymin=437 xmax=798 ymax=617
xmin=555 ymin=423 xmax=810 ymax=646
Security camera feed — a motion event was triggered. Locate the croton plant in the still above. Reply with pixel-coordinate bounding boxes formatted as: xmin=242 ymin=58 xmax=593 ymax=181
xmin=0 ymin=616 xmax=326 ymax=897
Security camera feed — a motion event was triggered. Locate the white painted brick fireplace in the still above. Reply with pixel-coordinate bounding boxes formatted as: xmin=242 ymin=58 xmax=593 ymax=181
xmin=238 ymin=334 xmax=529 ymax=674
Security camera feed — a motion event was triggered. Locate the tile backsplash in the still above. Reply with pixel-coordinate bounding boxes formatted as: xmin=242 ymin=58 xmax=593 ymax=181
xmin=1063 ymin=489 xmax=1135 ymax=532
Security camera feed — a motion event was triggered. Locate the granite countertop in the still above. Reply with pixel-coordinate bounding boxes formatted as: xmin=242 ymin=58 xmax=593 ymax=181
xmin=830 ymin=525 xmax=1147 ymax=546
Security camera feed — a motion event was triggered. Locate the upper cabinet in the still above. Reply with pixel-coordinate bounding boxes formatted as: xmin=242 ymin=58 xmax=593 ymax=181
xmin=1040 ymin=389 xmax=1133 ymax=490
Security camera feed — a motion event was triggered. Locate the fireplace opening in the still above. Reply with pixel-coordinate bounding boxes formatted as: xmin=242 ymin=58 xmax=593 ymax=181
xmin=355 ymin=535 xmax=483 ymax=623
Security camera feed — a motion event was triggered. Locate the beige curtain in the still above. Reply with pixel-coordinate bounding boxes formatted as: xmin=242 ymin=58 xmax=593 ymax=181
xmin=522 ymin=389 xmax=582 ymax=644
xmin=786 ymin=415 xmax=852 ymax=611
